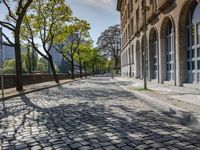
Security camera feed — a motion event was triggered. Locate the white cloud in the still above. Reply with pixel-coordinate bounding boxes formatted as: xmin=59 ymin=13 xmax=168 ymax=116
xmin=74 ymin=0 xmax=117 ymax=12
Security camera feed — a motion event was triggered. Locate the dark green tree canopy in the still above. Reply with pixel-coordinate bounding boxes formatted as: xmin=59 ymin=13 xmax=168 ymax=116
xmin=97 ymin=24 xmax=121 ymax=57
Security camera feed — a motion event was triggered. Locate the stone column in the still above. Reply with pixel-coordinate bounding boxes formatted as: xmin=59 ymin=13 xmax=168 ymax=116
xmin=177 ymin=15 xmax=188 ymax=86
xmin=175 ymin=22 xmax=181 ymax=86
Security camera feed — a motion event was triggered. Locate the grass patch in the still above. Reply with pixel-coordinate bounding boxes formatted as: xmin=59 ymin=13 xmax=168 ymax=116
xmin=132 ymin=87 xmax=153 ymax=92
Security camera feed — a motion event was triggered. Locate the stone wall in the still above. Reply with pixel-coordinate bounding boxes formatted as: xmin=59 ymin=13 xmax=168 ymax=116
xmin=0 ymin=74 xmax=81 ymax=89
xmin=118 ymin=0 xmax=200 ymax=86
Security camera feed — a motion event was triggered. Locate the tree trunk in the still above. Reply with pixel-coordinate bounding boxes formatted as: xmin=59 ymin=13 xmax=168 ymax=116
xmin=78 ymin=50 xmax=82 ymax=78
xmin=92 ymin=64 xmax=95 ymax=76
xmin=15 ymin=32 xmax=23 ymax=91
xmin=83 ymin=62 xmax=87 ymax=77
xmin=115 ymin=56 xmax=119 ymax=74
xmin=48 ymin=55 xmax=59 ymax=83
xmin=28 ymin=48 xmax=32 ymax=74
xmin=31 ymin=50 xmax=36 ymax=71
xmin=71 ymin=56 xmax=75 ymax=79
xmin=79 ymin=62 xmax=83 ymax=78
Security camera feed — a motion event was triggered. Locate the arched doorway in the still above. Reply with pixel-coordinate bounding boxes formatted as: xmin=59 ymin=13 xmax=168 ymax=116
xmin=186 ymin=2 xmax=200 ymax=83
xmin=149 ymin=28 xmax=158 ymax=80
xmin=160 ymin=17 xmax=175 ymax=83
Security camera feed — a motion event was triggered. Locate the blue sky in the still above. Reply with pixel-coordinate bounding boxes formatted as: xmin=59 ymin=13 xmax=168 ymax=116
xmin=0 ymin=0 xmax=119 ymax=46
xmin=68 ymin=0 xmax=119 ymax=45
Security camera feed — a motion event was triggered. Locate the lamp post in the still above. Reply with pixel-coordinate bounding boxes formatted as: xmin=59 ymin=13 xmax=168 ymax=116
xmin=111 ymin=56 xmax=114 ymax=78
xmin=141 ymin=0 xmax=149 ymax=90
xmin=0 ymin=27 xmax=4 ymax=98
xmin=129 ymin=48 xmax=132 ymax=78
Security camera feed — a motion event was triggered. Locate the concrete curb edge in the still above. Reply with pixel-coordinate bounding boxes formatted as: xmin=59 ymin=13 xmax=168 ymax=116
xmin=111 ymin=78 xmax=200 ymax=129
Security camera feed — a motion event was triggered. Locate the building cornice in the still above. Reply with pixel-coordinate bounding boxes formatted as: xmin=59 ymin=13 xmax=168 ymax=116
xmin=116 ymin=0 xmax=122 ymax=11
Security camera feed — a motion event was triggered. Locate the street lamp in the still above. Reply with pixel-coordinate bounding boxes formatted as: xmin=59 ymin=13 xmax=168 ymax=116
xmin=111 ymin=55 xmax=114 ymax=78
xmin=141 ymin=0 xmax=149 ymax=90
xmin=129 ymin=48 xmax=132 ymax=78
xmin=0 ymin=27 xmax=4 ymax=98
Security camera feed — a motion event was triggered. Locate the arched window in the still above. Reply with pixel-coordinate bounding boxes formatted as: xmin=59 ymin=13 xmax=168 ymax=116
xmin=186 ymin=2 xmax=200 ymax=83
xmin=166 ymin=20 xmax=174 ymax=81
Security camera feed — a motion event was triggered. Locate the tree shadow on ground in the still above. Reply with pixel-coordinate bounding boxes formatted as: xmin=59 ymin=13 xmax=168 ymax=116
xmin=1 ymin=78 xmax=200 ymax=149
xmin=35 ymin=82 xmax=135 ymax=103
xmin=1 ymin=95 xmax=199 ymax=149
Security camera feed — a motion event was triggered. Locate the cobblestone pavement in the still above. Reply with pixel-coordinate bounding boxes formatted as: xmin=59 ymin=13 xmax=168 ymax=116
xmin=0 ymin=77 xmax=200 ymax=150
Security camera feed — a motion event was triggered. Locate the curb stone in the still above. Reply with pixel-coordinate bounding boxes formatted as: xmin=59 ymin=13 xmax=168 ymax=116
xmin=111 ymin=78 xmax=200 ymax=129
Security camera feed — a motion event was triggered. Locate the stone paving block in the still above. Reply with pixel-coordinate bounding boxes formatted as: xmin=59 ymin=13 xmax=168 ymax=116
xmin=93 ymin=148 xmax=104 ymax=150
xmin=80 ymin=141 xmax=90 ymax=146
xmin=1 ymin=78 xmax=200 ymax=150
xmin=151 ymin=143 xmax=165 ymax=148
xmin=31 ymin=145 xmax=41 ymax=150
xmin=100 ymin=142 xmax=112 ymax=147
xmin=79 ymin=146 xmax=93 ymax=150
xmin=116 ymin=143 xmax=126 ymax=148
xmin=121 ymin=146 xmax=133 ymax=150
xmin=91 ymin=143 xmax=101 ymax=148
xmin=15 ymin=143 xmax=28 ymax=149
xmin=73 ymin=137 xmax=85 ymax=142
xmin=70 ymin=143 xmax=82 ymax=149
xmin=43 ymin=146 xmax=53 ymax=150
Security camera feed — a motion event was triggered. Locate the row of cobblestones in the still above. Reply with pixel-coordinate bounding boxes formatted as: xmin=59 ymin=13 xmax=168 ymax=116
xmin=0 ymin=77 xmax=200 ymax=150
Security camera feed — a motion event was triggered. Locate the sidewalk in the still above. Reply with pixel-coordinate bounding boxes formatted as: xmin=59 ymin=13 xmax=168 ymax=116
xmin=113 ymin=77 xmax=200 ymax=128
xmin=0 ymin=78 xmax=82 ymax=100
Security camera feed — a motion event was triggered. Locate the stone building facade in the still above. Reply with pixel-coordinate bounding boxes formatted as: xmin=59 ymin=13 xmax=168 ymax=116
xmin=117 ymin=0 xmax=200 ymax=86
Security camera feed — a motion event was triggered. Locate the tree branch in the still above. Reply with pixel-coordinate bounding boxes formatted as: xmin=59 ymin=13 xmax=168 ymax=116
xmin=2 ymin=32 xmax=14 ymax=46
xmin=54 ymin=45 xmax=72 ymax=63
xmin=2 ymin=0 xmax=17 ymax=22
xmin=16 ymin=0 xmax=33 ymax=29
xmin=0 ymin=21 xmax=15 ymax=31
xmin=2 ymin=42 xmax=14 ymax=47
xmin=27 ymin=37 xmax=48 ymax=60
xmin=16 ymin=0 xmax=24 ymax=16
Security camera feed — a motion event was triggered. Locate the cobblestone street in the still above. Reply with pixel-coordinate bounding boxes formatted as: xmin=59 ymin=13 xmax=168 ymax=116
xmin=0 ymin=77 xmax=200 ymax=150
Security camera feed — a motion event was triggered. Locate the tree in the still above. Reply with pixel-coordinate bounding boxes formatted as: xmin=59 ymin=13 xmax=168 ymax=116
xmin=21 ymin=0 xmax=72 ymax=83
xmin=3 ymin=59 xmax=16 ymax=74
xmin=37 ymin=58 xmax=48 ymax=73
xmin=24 ymin=46 xmax=38 ymax=73
xmin=90 ymin=48 xmax=102 ymax=76
xmin=75 ymin=40 xmax=94 ymax=77
xmin=74 ymin=38 xmax=93 ymax=78
xmin=97 ymin=24 xmax=121 ymax=74
xmin=58 ymin=58 xmax=70 ymax=74
xmin=3 ymin=53 xmax=29 ymax=74
xmin=54 ymin=19 xmax=90 ymax=79
xmin=0 ymin=0 xmax=33 ymax=90
xmin=96 ymin=56 xmax=110 ymax=74
xmin=78 ymin=45 xmax=99 ymax=76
